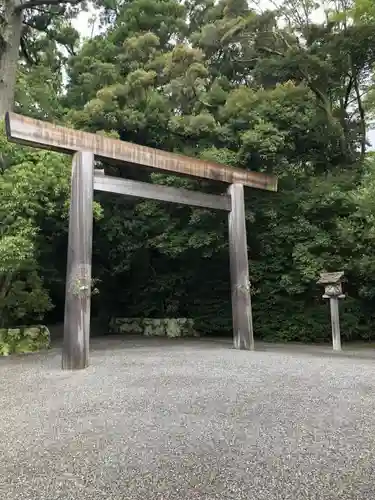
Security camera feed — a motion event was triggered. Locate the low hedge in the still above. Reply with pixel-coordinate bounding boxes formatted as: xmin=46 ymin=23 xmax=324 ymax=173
xmin=0 ymin=325 xmax=50 ymax=356
xmin=109 ymin=318 xmax=197 ymax=338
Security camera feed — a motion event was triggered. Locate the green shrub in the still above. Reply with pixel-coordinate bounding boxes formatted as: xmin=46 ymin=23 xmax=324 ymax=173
xmin=0 ymin=325 xmax=50 ymax=356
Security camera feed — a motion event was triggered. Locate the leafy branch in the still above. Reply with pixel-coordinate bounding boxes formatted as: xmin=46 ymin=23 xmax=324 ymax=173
xmin=15 ymin=0 xmax=82 ymax=12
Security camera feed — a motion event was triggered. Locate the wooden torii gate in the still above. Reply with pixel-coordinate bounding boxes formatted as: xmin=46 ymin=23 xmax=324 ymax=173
xmin=5 ymin=112 xmax=278 ymax=370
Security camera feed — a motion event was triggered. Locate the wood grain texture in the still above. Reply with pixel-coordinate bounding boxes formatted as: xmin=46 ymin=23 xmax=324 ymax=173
xmin=94 ymin=172 xmax=231 ymax=211
xmin=62 ymin=152 xmax=94 ymax=370
xmin=329 ymin=298 xmax=342 ymax=351
xmin=228 ymin=183 xmax=254 ymax=350
xmin=5 ymin=112 xmax=277 ymax=191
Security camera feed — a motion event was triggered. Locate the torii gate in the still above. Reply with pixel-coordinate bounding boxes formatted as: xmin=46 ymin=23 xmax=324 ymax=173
xmin=5 ymin=112 xmax=277 ymax=370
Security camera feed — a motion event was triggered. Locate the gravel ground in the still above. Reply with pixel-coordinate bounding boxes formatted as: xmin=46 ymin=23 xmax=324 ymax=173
xmin=1 ymin=337 xmax=375 ymax=500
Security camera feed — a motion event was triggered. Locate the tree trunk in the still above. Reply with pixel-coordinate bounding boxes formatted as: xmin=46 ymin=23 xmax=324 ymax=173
xmin=353 ymin=76 xmax=367 ymax=160
xmin=308 ymin=83 xmax=352 ymax=162
xmin=0 ymin=272 xmax=14 ymax=327
xmin=0 ymin=1 xmax=22 ymax=116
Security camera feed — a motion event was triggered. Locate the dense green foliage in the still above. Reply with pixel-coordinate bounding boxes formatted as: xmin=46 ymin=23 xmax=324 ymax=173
xmin=2 ymin=0 xmax=375 ymax=342
xmin=0 ymin=325 xmax=50 ymax=356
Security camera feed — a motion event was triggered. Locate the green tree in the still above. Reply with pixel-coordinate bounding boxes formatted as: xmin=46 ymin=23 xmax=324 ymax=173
xmin=0 ymin=0 xmax=81 ymax=116
xmin=0 ymin=126 xmax=62 ymax=325
xmin=0 ymin=122 xmax=102 ymax=326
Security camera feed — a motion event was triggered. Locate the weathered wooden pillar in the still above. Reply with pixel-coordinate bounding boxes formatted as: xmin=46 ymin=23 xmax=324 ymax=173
xmin=228 ymin=183 xmax=254 ymax=350
xmin=329 ymin=297 xmax=341 ymax=351
xmin=62 ymin=152 xmax=94 ymax=370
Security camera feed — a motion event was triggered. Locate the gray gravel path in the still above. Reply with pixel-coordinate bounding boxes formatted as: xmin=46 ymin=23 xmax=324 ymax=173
xmin=1 ymin=337 xmax=375 ymax=499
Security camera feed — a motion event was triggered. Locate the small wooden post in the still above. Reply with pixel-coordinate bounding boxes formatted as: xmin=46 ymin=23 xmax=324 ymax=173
xmin=228 ymin=183 xmax=254 ymax=350
xmin=330 ymin=297 xmax=341 ymax=351
xmin=317 ymin=271 xmax=345 ymax=352
xmin=62 ymin=152 xmax=94 ymax=370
